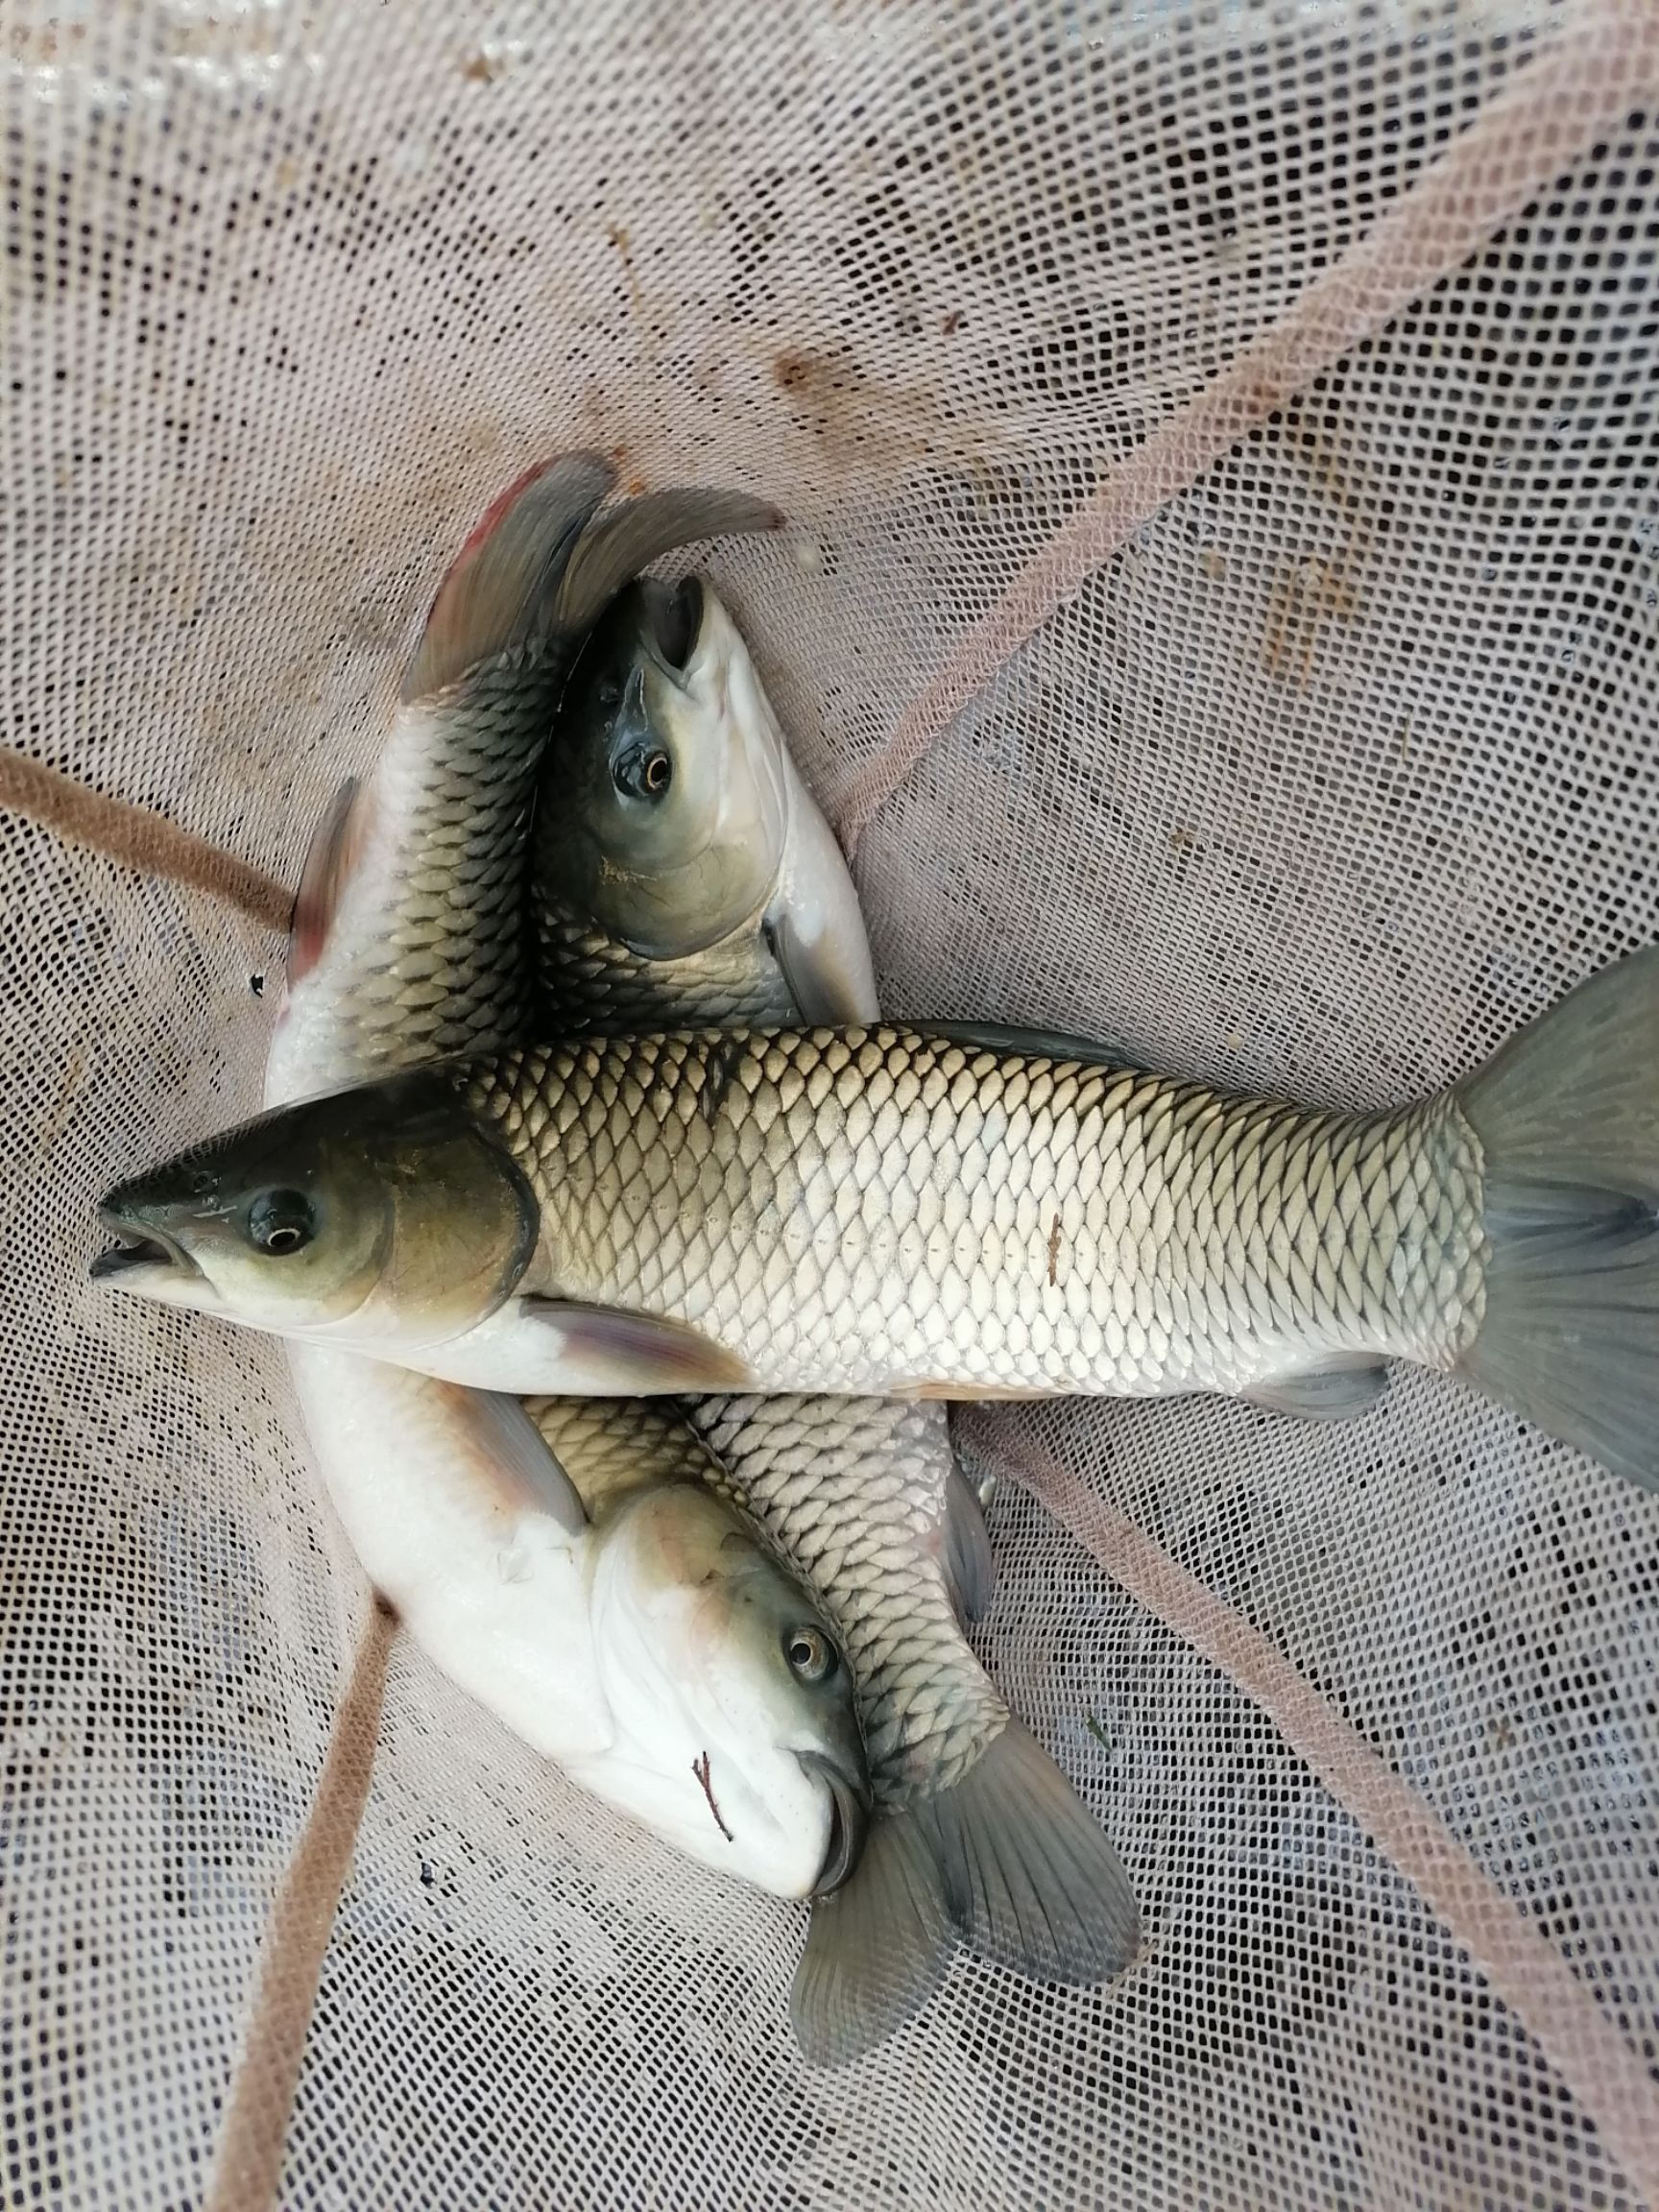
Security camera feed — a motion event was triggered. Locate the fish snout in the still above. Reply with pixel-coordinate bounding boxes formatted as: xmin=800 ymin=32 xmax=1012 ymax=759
xmin=88 ymin=1202 xmax=201 ymax=1286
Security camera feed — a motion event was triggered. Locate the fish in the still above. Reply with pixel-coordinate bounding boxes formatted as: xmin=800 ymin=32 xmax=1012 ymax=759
xmin=98 ymin=953 xmax=1659 ymax=1500
xmin=533 ymin=572 xmax=1140 ymax=2057
xmin=253 ymin=452 xmax=870 ymax=1901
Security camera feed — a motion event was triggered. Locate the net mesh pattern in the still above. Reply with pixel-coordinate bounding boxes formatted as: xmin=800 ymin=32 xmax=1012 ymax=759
xmin=4 ymin=3 xmax=1658 ymax=2206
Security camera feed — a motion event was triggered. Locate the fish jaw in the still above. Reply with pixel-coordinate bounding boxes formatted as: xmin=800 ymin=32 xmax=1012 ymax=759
xmin=90 ymin=1208 xmax=220 ymax=1310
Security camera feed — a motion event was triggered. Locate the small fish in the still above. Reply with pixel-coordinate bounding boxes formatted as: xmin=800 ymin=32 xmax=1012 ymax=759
xmin=532 ymin=571 xmax=1138 ymax=2058
xmin=99 ymin=953 xmax=1659 ymax=1500
xmin=255 ymin=454 xmax=868 ymax=1901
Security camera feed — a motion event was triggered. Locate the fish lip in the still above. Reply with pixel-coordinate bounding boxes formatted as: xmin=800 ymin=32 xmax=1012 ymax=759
xmin=802 ymin=1752 xmax=872 ymax=1897
xmin=88 ymin=1209 xmax=202 ymax=1286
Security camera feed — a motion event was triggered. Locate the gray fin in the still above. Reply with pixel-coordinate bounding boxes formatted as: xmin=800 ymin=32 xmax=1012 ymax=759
xmin=1244 ymin=1359 xmax=1390 ymax=1422
xmin=553 ymin=488 xmax=783 ymax=637
xmin=926 ymin=1018 xmax=1138 ymax=1069
xmin=764 ymin=905 xmax=875 ymax=1026
xmin=520 ymin=1298 xmax=757 ymax=1392
xmin=288 ymin=777 xmax=364 ymax=984
xmin=436 ymin=1383 xmax=588 ymax=1535
xmin=1455 ymin=945 xmax=1659 ymax=1491
xmin=943 ymin=1461 xmax=996 ymax=1622
xmin=790 ymin=1812 xmax=954 ymax=2067
xmin=402 ymin=454 xmax=615 ymax=701
xmin=913 ymin=1719 xmax=1140 ymax=1984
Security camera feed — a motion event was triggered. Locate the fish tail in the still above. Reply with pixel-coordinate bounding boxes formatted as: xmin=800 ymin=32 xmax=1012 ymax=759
xmin=1455 ymin=945 xmax=1659 ymax=1490
xmin=790 ymin=1812 xmax=954 ymax=2067
xmin=917 ymin=1719 xmax=1141 ymax=1986
xmin=552 ymin=487 xmax=783 ymax=637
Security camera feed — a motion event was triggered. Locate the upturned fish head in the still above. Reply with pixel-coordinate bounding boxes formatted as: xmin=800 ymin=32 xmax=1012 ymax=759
xmin=91 ymin=1070 xmax=535 ymax=1350
xmin=541 ymin=574 xmax=786 ymax=960
xmin=584 ymin=1482 xmax=871 ymax=1899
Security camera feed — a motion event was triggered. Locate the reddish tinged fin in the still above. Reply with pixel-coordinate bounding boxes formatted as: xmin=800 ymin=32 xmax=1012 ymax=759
xmin=432 ymin=1382 xmax=589 ymax=1534
xmin=401 ymin=452 xmax=616 ymax=703
xmin=289 ymin=777 xmax=369 ymax=985
xmin=520 ymin=1298 xmax=757 ymax=1392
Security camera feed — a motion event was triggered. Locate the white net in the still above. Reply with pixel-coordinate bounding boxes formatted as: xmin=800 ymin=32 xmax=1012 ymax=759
xmin=4 ymin=1 xmax=1658 ymax=2205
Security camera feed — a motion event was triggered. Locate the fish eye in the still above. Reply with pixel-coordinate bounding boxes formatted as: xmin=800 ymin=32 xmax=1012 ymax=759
xmin=612 ymin=745 xmax=674 ymax=801
xmin=247 ymin=1189 xmax=314 ymax=1257
xmin=784 ymin=1625 xmax=836 ymax=1684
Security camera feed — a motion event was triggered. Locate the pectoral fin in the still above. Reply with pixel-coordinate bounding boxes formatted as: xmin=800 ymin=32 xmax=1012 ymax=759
xmin=435 ymin=1382 xmax=588 ymax=1535
xmin=521 ymin=1299 xmax=757 ymax=1393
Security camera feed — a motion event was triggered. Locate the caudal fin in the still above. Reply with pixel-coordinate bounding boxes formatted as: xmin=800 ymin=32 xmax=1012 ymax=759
xmin=790 ymin=1814 xmax=954 ymax=2067
xmin=553 ymin=487 xmax=782 ymax=636
xmin=914 ymin=1719 xmax=1141 ymax=1984
xmin=1455 ymin=946 xmax=1659 ymax=1490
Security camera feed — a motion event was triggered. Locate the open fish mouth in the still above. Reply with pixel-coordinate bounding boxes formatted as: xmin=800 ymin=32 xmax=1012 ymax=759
xmin=803 ymin=1751 xmax=872 ymax=1896
xmin=89 ymin=1212 xmax=202 ymax=1288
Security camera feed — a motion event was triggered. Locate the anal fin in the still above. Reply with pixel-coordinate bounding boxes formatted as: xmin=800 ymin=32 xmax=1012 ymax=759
xmin=1244 ymin=1358 xmax=1390 ymax=1423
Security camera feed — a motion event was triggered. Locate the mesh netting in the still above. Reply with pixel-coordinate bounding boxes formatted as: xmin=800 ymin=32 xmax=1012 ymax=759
xmin=4 ymin=1 xmax=1659 ymax=2206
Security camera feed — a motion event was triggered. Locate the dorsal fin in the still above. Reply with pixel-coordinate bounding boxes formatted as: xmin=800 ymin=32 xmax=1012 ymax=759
xmin=289 ymin=777 xmax=369 ymax=985
xmin=401 ymin=453 xmax=616 ymax=702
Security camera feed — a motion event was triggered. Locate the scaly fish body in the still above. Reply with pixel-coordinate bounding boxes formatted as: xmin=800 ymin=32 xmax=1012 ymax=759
xmin=458 ymin=1028 xmax=1484 ymax=1400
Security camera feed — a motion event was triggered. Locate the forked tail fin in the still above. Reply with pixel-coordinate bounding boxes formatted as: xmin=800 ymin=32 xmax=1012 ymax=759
xmin=791 ymin=1719 xmax=1141 ymax=2066
xmin=1455 ymin=946 xmax=1659 ymax=1490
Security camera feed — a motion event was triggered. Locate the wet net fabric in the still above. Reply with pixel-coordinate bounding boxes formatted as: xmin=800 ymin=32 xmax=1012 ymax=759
xmin=4 ymin=2 xmax=1659 ymax=2206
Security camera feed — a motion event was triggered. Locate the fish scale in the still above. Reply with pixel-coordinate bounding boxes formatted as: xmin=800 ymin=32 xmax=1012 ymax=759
xmin=463 ymin=1030 xmax=1491 ymax=1397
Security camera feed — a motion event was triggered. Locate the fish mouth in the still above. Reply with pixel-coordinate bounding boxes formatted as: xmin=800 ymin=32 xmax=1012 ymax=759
xmin=89 ymin=1210 xmax=202 ymax=1288
xmin=647 ymin=573 xmax=703 ymax=676
xmin=635 ymin=573 xmax=704 ymax=687
xmin=802 ymin=1752 xmax=872 ymax=1897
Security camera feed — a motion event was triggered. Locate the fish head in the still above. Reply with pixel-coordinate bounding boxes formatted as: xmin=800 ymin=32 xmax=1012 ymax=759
xmin=584 ymin=1481 xmax=871 ymax=1899
xmin=90 ymin=1070 xmax=536 ymax=1350
xmin=541 ymin=574 xmax=789 ymax=959
xmin=542 ymin=570 xmax=878 ymax=1020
